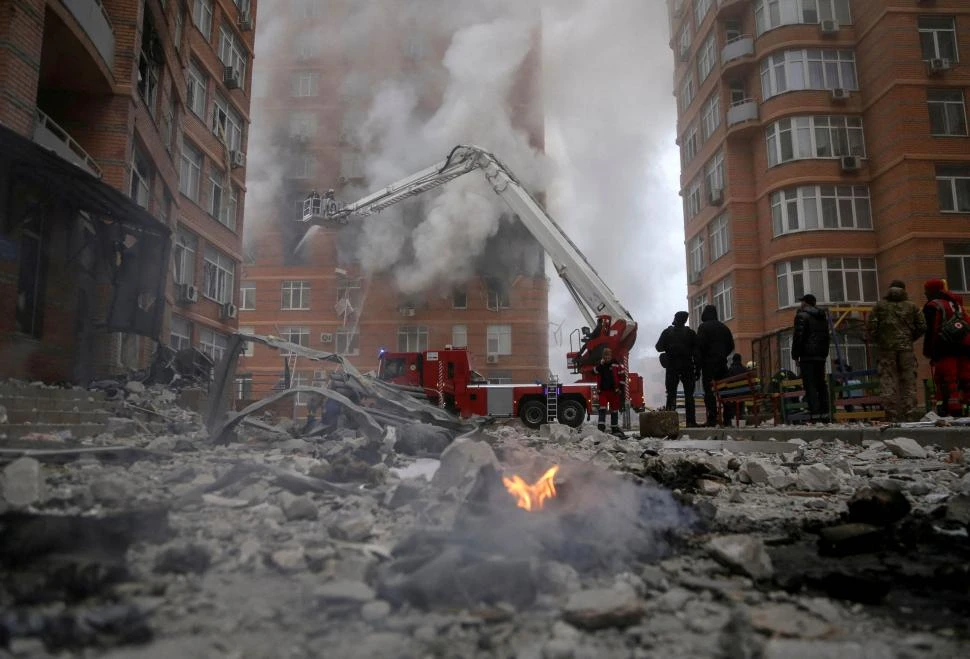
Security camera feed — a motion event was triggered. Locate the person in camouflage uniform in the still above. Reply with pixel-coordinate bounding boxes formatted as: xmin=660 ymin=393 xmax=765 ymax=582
xmin=867 ymin=280 xmax=927 ymax=421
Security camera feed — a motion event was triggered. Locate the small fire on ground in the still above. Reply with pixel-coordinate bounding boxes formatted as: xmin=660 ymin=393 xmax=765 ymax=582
xmin=502 ymin=465 xmax=559 ymax=511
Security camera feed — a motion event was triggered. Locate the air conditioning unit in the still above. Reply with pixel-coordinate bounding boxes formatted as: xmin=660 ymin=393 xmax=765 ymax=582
xmin=320 ymin=332 xmax=334 ymax=343
xmin=831 ymin=88 xmax=851 ymax=101
xmin=230 ymin=150 xmax=246 ymax=169
xmin=223 ymin=66 xmax=240 ymax=90
xmin=486 ymin=354 xmax=499 ymax=364
xmin=928 ymin=58 xmax=952 ymax=74
xmin=179 ymin=283 xmax=199 ymax=303
xmin=221 ymin=303 xmax=238 ymax=319
xmin=819 ymin=20 xmax=839 ymax=35
xmin=709 ymin=188 xmax=724 ymax=206
xmin=238 ymin=11 xmax=253 ymax=31
xmin=840 ymin=155 xmax=862 ymax=171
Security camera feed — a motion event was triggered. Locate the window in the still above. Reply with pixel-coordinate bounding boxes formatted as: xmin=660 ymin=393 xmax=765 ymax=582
xmin=293 ymin=72 xmax=318 ymax=97
xmin=771 ymin=185 xmax=872 ymax=235
xmin=130 ymin=146 xmax=152 ymax=209
xmin=170 ymin=315 xmax=192 ymax=351
xmin=766 ymin=116 xmax=865 ymax=167
xmin=208 ymin=174 xmax=237 ymax=231
xmin=212 ymin=94 xmax=244 ymax=151
xmin=137 ymin=15 xmax=161 ymax=115
xmin=486 ymin=325 xmax=512 ymax=355
xmin=238 ymin=326 xmax=254 ymax=357
xmin=760 ymin=49 xmax=858 ymax=100
xmin=335 ymin=329 xmax=360 ymax=356
xmin=398 ymin=326 xmax=429 ymax=352
xmin=452 ymin=325 xmax=468 ymax=347
xmin=755 ymin=0 xmax=852 ymax=36
xmin=685 ymin=176 xmax=702 ymax=219
xmin=452 ymin=287 xmax=467 ymax=309
xmin=937 ymin=166 xmax=970 ymax=213
xmin=219 ymin=25 xmax=248 ymax=87
xmin=280 ymin=327 xmax=310 ymax=355
xmin=775 ymin=257 xmax=877 ymax=308
xmin=234 ymin=0 xmax=251 ymax=12
xmin=688 ymin=233 xmax=705 ymax=282
xmin=192 ymin=0 xmax=213 ymax=40
xmin=174 ymin=8 xmax=184 ymax=52
xmin=691 ymin=292 xmax=709 ymax=330
xmin=945 ymin=244 xmax=970 ymax=293
xmin=701 ymin=92 xmax=721 ymax=141
xmin=199 ymin=327 xmax=228 ymax=363
xmin=693 ymin=0 xmax=712 ymax=21
xmin=295 ymin=155 xmax=317 ymax=179
xmin=679 ymin=74 xmax=697 ymax=112
xmin=486 ymin=279 xmax=510 ymax=310
xmin=919 ymin=16 xmax=959 ymax=62
xmin=709 ymin=213 xmax=730 ymax=262
xmin=678 ymin=23 xmax=691 ymax=58
xmin=290 ymin=111 xmax=317 ymax=138
xmin=179 ymin=140 xmax=202 ymax=201
xmin=235 ymin=374 xmax=253 ymax=400
xmin=682 ymin=123 xmax=699 ymax=166
xmin=698 ymin=33 xmax=718 ymax=81
xmin=240 ymin=283 xmax=255 ymax=309
xmin=173 ymin=228 xmax=197 ymax=285
xmin=340 ymin=151 xmax=364 ymax=180
xmin=928 ymin=89 xmax=968 ymax=137
xmin=712 ymin=276 xmax=733 ymax=320
xmin=202 ymin=246 xmax=235 ymax=304
xmin=281 ymin=280 xmax=311 ymax=310
xmin=162 ymin=91 xmax=177 ymax=152
xmin=186 ymin=61 xmax=207 ymax=118
xmin=704 ymin=150 xmax=724 ymax=198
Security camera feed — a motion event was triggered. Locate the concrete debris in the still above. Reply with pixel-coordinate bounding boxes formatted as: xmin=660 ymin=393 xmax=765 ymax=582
xmin=330 ymin=512 xmax=375 ymax=542
xmin=561 ymin=584 xmax=644 ymax=630
xmin=153 ymin=543 xmax=212 ymax=575
xmin=883 ymin=437 xmax=928 ymax=459
xmin=847 ymin=486 xmax=911 ymax=526
xmin=282 ymin=495 xmax=319 ymax=521
xmin=749 ymin=603 xmax=833 ymax=639
xmin=706 ymin=535 xmax=774 ymax=580
xmin=431 ymin=435 xmax=500 ymax=491
xmin=795 ymin=464 xmax=841 ymax=492
xmin=0 ymin=457 xmax=47 ymax=508
xmin=315 ymin=580 xmax=376 ymax=605
xmin=395 ymin=423 xmax=455 ymax=456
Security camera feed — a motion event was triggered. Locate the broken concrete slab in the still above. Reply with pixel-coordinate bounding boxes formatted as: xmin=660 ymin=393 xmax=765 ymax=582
xmin=883 ymin=437 xmax=928 ymax=459
xmin=706 ymin=535 xmax=773 ymax=580
xmin=432 ymin=434 xmax=500 ymax=491
xmin=795 ymin=464 xmax=840 ymax=492
xmin=282 ymin=495 xmax=319 ymax=521
xmin=561 ymin=584 xmax=644 ymax=630
xmin=395 ymin=423 xmax=454 ymax=457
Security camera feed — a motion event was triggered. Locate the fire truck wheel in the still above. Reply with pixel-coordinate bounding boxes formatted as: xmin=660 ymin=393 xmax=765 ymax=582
xmin=557 ymin=398 xmax=586 ymax=428
xmin=519 ymin=399 xmax=546 ymax=429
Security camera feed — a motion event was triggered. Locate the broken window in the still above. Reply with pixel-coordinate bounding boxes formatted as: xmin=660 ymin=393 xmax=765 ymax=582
xmin=202 ymin=245 xmax=235 ymax=304
xmin=452 ymin=287 xmax=467 ymax=309
xmin=281 ymin=280 xmax=311 ymax=309
xmin=199 ymin=327 xmax=228 ymax=362
xmin=335 ymin=278 xmax=361 ymax=322
xmin=485 ymin=278 xmax=510 ymax=310
xmin=170 ymin=315 xmax=192 ymax=350
xmin=162 ymin=87 xmax=177 ymax=152
xmin=335 ymin=329 xmax=359 ymax=356
xmin=238 ymin=326 xmax=254 ymax=356
xmin=212 ymin=94 xmax=244 ymax=151
xmin=486 ymin=324 xmax=512 ymax=355
xmin=397 ymin=326 xmax=429 ymax=352
xmin=173 ymin=228 xmax=197 ymax=286
xmin=129 ymin=145 xmax=153 ymax=209
xmin=137 ymin=12 xmax=162 ymax=115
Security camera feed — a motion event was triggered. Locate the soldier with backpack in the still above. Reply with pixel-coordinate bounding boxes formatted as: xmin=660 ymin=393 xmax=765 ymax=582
xmin=922 ymin=279 xmax=970 ymax=416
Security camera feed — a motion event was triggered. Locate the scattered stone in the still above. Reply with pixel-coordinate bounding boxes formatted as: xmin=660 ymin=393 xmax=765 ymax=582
xmin=315 ymin=580 xmax=376 ymax=605
xmin=818 ymin=523 xmax=886 ymax=556
xmin=432 ymin=437 xmax=500 ymax=491
xmin=728 ymin=489 xmax=744 ymax=503
xmin=282 ymin=495 xmax=319 ymax=521
xmin=740 ymin=460 xmax=774 ymax=485
xmin=883 ymin=437 xmax=927 ymax=459
xmin=0 ymin=457 xmax=47 ymax=508
xmin=538 ymin=561 xmax=581 ymax=595
xmin=957 ymin=472 xmax=970 ymax=495
xmin=749 ymin=603 xmax=832 ymax=639
xmin=698 ymin=479 xmax=725 ymax=495
xmin=384 ymin=479 xmax=424 ymax=509
xmin=767 ymin=472 xmax=795 ymax=490
xmin=763 ymin=639 xmax=895 ymax=659
xmin=707 ymin=535 xmax=774 ymax=580
xmin=90 ymin=478 xmax=132 ymax=506
xmin=201 ymin=493 xmax=250 ymax=508
xmin=795 ymin=464 xmax=840 ymax=492
xmin=654 ymin=586 xmax=691 ymax=612
xmin=395 ymin=423 xmax=454 ymax=456
xmin=847 ymin=486 xmax=911 ymax=526
xmin=315 ymin=455 xmax=385 ymax=484
xmin=125 ymin=381 xmax=146 ymax=394
xmin=361 ymin=599 xmax=392 ymax=622
xmin=540 ymin=423 xmax=576 ymax=444
xmin=270 ymin=547 xmax=306 ymax=572
xmin=331 ymin=512 xmax=375 ymax=542
xmin=542 ymin=639 xmax=576 ymax=659
xmin=106 ymin=416 xmax=137 ymax=438
xmin=154 ymin=543 xmax=212 ymax=574
xmin=944 ymin=494 xmax=970 ymax=526
xmin=561 ymin=584 xmax=644 ymax=630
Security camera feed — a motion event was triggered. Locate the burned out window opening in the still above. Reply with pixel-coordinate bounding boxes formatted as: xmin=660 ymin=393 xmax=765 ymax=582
xmin=398 ymin=326 xmax=429 ymax=352
xmin=170 ymin=315 xmax=192 ymax=350
xmin=173 ymin=227 xmax=197 ymax=285
xmin=336 ymin=277 xmax=361 ymax=308
xmin=137 ymin=12 xmax=163 ymax=116
xmin=486 ymin=324 xmax=512 ymax=356
xmin=115 ymin=332 xmax=142 ymax=369
xmin=240 ymin=282 xmax=255 ymax=309
xmin=452 ymin=287 xmax=467 ymax=309
xmin=485 ymin=278 xmax=510 ymax=310
xmin=106 ymin=222 xmax=171 ymax=339
xmin=11 ymin=185 xmax=51 ymax=338
xmin=199 ymin=326 xmax=228 ymax=362
xmin=202 ymin=245 xmax=234 ymax=303
xmin=219 ymin=24 xmax=248 ymax=88
xmin=179 ymin=140 xmax=203 ymax=201
xmin=282 ymin=279 xmax=311 ymax=310
xmin=130 ymin=145 xmax=153 ymax=210
xmin=186 ymin=60 xmax=208 ymax=119
xmin=335 ymin=329 xmax=359 ymax=356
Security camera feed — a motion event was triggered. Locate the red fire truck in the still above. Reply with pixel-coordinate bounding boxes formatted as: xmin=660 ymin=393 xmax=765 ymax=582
xmin=301 ymin=145 xmax=645 ymax=429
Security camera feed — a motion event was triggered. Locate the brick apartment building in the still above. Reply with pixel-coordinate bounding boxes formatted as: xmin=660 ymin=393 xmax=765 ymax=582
xmin=0 ymin=0 xmax=256 ymax=384
xmin=669 ymin=0 xmax=970 ymax=389
xmin=238 ymin=1 xmax=548 ymax=406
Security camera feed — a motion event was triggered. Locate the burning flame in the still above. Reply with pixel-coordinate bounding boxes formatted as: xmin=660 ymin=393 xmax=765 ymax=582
xmin=503 ymin=465 xmax=560 ymax=511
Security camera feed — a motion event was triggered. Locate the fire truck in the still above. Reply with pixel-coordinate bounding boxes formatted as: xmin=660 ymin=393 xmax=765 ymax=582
xmin=300 ymin=145 xmax=645 ymax=429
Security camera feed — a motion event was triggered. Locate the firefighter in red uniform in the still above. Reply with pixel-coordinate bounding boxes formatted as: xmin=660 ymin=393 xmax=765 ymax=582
xmin=922 ymin=278 xmax=970 ymax=416
xmin=595 ymin=347 xmax=625 ymax=434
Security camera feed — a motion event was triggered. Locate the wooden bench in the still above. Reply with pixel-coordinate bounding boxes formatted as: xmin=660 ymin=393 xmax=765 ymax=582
xmin=829 ymin=370 xmax=884 ymax=422
xmin=775 ymin=377 xmax=810 ymax=424
xmin=714 ymin=371 xmax=774 ymax=427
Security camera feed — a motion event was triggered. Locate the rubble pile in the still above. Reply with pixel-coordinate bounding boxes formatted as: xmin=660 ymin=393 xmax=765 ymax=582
xmin=2 ymin=381 xmax=970 ymax=657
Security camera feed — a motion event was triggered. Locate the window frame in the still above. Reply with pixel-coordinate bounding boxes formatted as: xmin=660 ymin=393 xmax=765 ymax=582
xmin=335 ymin=329 xmax=360 ymax=356
xmin=698 ymin=32 xmax=718 ymax=81
xmin=771 ymin=184 xmax=873 ymax=235
xmin=709 ymin=213 xmax=730 ymax=262
xmin=486 ymin=324 xmax=513 ymax=356
xmin=173 ymin=228 xmax=197 ymax=286
xmin=945 ymin=243 xmax=970 ymax=293
xmin=755 ymin=0 xmax=853 ymax=36
xmin=130 ymin=145 xmax=152 ymax=209
xmin=937 ymin=165 xmax=970 ymax=213
xmin=701 ymin=91 xmax=721 ymax=141
xmin=192 ymin=0 xmax=213 ymax=40
xmin=686 ymin=176 xmax=702 ymax=219
xmin=202 ymin=246 xmax=235 ymax=304
xmin=760 ymin=48 xmax=858 ymax=100
xmin=680 ymin=73 xmax=697 ymax=113
xmin=928 ymin=89 xmax=968 ymax=137
xmin=766 ymin=115 xmax=866 ymax=167
xmin=918 ymin=15 xmax=959 ymax=62
xmin=239 ymin=283 xmax=256 ymax=310
xmin=199 ymin=327 xmax=228 ymax=363
xmin=688 ymin=233 xmax=706 ymax=281
xmin=682 ymin=122 xmax=699 ymax=166
xmin=704 ymin=149 xmax=725 ymax=197
xmin=281 ymin=280 xmax=311 ymax=310
xmin=775 ymin=256 xmax=878 ymax=308
xmin=712 ymin=276 xmax=734 ymax=321
xmin=452 ymin=324 xmax=468 ymax=348
xmin=186 ymin=61 xmax=207 ymax=119
xmin=179 ymin=140 xmax=203 ymax=201
xmin=280 ymin=326 xmax=311 ymax=356
xmin=219 ymin=24 xmax=248 ymax=87
xmin=397 ymin=326 xmax=429 ymax=352
xmin=170 ymin=315 xmax=192 ymax=351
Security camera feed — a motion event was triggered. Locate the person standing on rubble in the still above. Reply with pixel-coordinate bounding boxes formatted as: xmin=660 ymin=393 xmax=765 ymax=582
xmin=922 ymin=278 xmax=970 ymax=416
xmin=696 ymin=304 xmax=735 ymax=426
xmin=594 ymin=347 xmax=625 ymax=434
xmin=792 ymin=294 xmax=831 ymax=420
xmin=867 ymin=280 xmax=927 ymax=422
xmin=656 ymin=311 xmax=699 ymax=427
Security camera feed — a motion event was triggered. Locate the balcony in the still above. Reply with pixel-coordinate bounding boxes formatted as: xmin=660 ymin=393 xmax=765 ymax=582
xmin=716 ymin=0 xmax=748 ymax=18
xmin=721 ymin=36 xmax=754 ymax=65
xmin=726 ymin=99 xmax=760 ymax=137
xmin=32 ymin=109 xmax=102 ymax=179
xmin=61 ymin=0 xmax=115 ymax=69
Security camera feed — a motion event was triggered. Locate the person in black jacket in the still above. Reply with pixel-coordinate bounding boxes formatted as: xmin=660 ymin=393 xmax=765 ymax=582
xmin=656 ymin=311 xmax=699 ymax=427
xmin=594 ymin=347 xmax=625 ymax=434
xmin=791 ymin=294 xmax=831 ymax=419
xmin=696 ymin=304 xmax=735 ymax=426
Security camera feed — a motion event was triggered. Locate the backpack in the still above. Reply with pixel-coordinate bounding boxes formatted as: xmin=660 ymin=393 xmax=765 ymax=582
xmin=935 ymin=300 xmax=970 ymax=346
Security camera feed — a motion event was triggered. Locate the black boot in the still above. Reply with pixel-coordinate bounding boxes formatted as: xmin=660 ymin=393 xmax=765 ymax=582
xmin=611 ymin=426 xmax=623 ymax=436
xmin=597 ymin=423 xmax=606 ymax=432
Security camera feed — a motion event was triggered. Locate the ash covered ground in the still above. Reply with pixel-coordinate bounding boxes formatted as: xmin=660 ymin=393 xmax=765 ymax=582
xmin=2 ymin=382 xmax=970 ymax=659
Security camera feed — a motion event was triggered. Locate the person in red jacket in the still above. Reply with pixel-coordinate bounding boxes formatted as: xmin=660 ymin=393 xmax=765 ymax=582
xmin=595 ymin=347 xmax=626 ymax=434
xmin=922 ymin=278 xmax=968 ymax=416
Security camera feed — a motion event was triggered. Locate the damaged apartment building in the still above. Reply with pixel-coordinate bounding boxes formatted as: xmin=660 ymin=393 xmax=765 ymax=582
xmin=0 ymin=0 xmax=256 ymax=383
xmin=239 ymin=0 xmax=548 ymax=406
